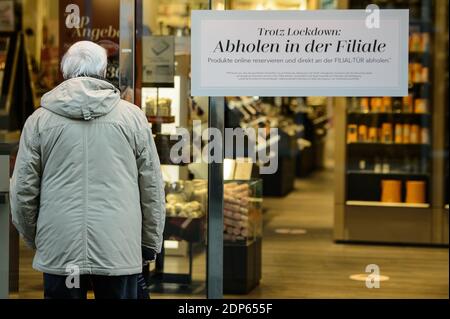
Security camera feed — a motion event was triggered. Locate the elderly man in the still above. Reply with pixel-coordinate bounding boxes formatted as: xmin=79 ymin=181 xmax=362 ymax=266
xmin=10 ymin=41 xmax=165 ymax=299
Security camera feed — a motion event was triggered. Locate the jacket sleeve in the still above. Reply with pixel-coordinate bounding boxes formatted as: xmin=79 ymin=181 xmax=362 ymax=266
xmin=10 ymin=117 xmax=41 ymax=250
xmin=135 ymin=125 xmax=166 ymax=253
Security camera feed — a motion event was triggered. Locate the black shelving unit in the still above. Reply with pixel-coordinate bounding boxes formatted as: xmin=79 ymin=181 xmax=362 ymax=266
xmin=335 ymin=0 xmax=445 ymax=245
xmin=347 ymin=112 xmax=431 ymax=120
xmin=347 ymin=170 xmax=429 ymax=177
xmin=345 ymin=0 xmax=434 ymax=207
xmin=149 ymin=113 xmax=205 ymax=292
xmin=143 ymin=96 xmax=204 ymax=293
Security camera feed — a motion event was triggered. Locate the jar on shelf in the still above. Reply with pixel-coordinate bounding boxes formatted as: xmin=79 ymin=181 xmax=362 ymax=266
xmin=370 ymin=98 xmax=383 ymax=113
xmin=381 ymin=180 xmax=402 ymax=203
xmin=410 ymin=125 xmax=421 ymax=144
xmin=360 ymin=98 xmax=370 ymax=113
xmin=358 ymin=125 xmax=368 ymax=142
xmin=403 ymin=123 xmax=411 ymax=144
xmin=368 ymin=127 xmax=378 ymax=143
xmin=382 ymin=97 xmax=392 ymax=113
xmin=414 ymin=99 xmax=428 ymax=114
xmin=421 ymin=127 xmax=430 ymax=145
xmin=381 ymin=123 xmax=393 ymax=143
xmin=403 ymin=94 xmax=414 ymax=113
xmin=347 ymin=124 xmax=358 ymax=143
xmin=406 ymin=181 xmax=427 ymax=204
xmin=395 ymin=124 xmax=403 ymax=144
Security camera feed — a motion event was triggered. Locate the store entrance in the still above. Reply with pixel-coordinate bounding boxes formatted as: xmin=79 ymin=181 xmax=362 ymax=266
xmin=10 ymin=0 xmax=214 ymax=299
xmin=218 ymin=0 xmax=448 ymax=299
xmin=2 ymin=0 xmax=448 ymax=300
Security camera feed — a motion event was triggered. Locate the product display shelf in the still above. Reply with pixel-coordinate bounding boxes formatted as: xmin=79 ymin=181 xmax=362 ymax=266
xmin=150 ymin=139 xmax=203 ymax=290
xmin=146 ymin=115 xmax=175 ymax=124
xmin=294 ymin=100 xmax=329 ymax=177
xmin=225 ymin=97 xmax=300 ymax=197
xmin=223 ymin=179 xmax=263 ymax=294
xmin=347 ymin=112 xmax=431 ymax=118
xmin=347 ymin=170 xmax=429 ymax=177
xmin=139 ymin=31 xmax=209 ymax=288
xmin=409 ymin=18 xmax=432 ymax=26
xmin=142 ymin=84 xmax=202 ymax=291
xmin=224 ymin=179 xmax=263 ymax=246
xmin=347 ymin=142 xmax=431 ymax=147
xmin=150 ymin=188 xmax=205 ymax=287
xmin=346 ymin=201 xmax=431 ymax=209
xmin=345 ymin=0 xmax=433 ymax=206
xmin=347 ymin=142 xmax=432 ymax=162
xmin=334 ymin=0 xmax=444 ymax=245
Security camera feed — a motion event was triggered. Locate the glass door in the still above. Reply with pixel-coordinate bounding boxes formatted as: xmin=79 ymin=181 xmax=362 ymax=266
xmin=135 ymin=0 xmax=218 ymax=299
xmin=12 ymin=0 xmax=223 ymax=300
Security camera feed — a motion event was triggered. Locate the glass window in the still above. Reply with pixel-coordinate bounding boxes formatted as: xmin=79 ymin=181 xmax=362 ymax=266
xmin=137 ymin=0 xmax=210 ymax=299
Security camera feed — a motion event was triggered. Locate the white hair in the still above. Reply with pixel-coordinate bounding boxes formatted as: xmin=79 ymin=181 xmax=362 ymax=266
xmin=61 ymin=41 xmax=108 ymax=80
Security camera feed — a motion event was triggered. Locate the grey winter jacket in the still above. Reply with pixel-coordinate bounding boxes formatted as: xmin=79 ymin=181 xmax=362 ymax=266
xmin=10 ymin=77 xmax=166 ymax=276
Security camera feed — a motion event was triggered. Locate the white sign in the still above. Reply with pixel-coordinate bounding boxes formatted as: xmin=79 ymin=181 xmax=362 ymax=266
xmin=191 ymin=10 xmax=409 ymax=97
xmin=143 ymin=36 xmax=175 ymax=87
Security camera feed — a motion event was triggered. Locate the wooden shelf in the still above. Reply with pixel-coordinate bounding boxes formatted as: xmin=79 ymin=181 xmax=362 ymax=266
xmin=347 ymin=143 xmax=432 ymax=159
xmin=347 ymin=113 xmax=431 ymax=124
xmin=147 ymin=115 xmax=175 ymax=124
xmin=348 ymin=142 xmax=431 ymax=147
xmin=348 ymin=112 xmax=430 ymax=116
xmin=410 ymin=19 xmax=432 ymax=26
xmin=347 ymin=170 xmax=430 ymax=177
xmin=409 ymin=82 xmax=432 ymax=88
xmin=409 ymin=51 xmax=431 ymax=55
xmin=346 ymin=201 xmax=430 ymax=209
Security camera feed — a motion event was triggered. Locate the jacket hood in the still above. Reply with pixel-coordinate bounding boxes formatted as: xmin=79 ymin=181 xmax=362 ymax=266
xmin=41 ymin=77 xmax=121 ymax=121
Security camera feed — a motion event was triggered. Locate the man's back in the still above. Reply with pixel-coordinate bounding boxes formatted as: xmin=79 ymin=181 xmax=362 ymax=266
xmin=10 ymin=76 xmax=165 ymax=276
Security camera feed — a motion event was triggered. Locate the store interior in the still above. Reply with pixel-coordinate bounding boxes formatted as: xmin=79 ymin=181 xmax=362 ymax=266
xmin=0 ymin=0 xmax=448 ymax=299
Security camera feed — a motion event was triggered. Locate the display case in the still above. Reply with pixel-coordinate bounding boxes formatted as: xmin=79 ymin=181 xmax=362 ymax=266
xmin=139 ymin=3 xmax=210 ymax=290
xmin=225 ymin=96 xmax=299 ymax=197
xmin=141 ymin=78 xmax=192 ymax=166
xmin=164 ymin=179 xmax=207 ymax=243
xmin=145 ymin=80 xmax=202 ymax=287
xmin=223 ymin=179 xmax=263 ymax=294
xmin=224 ymin=179 xmax=263 ymax=245
xmin=142 ymin=79 xmax=179 ymax=127
xmin=292 ymin=97 xmax=329 ymax=177
xmin=335 ymin=0 xmax=448 ymax=245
